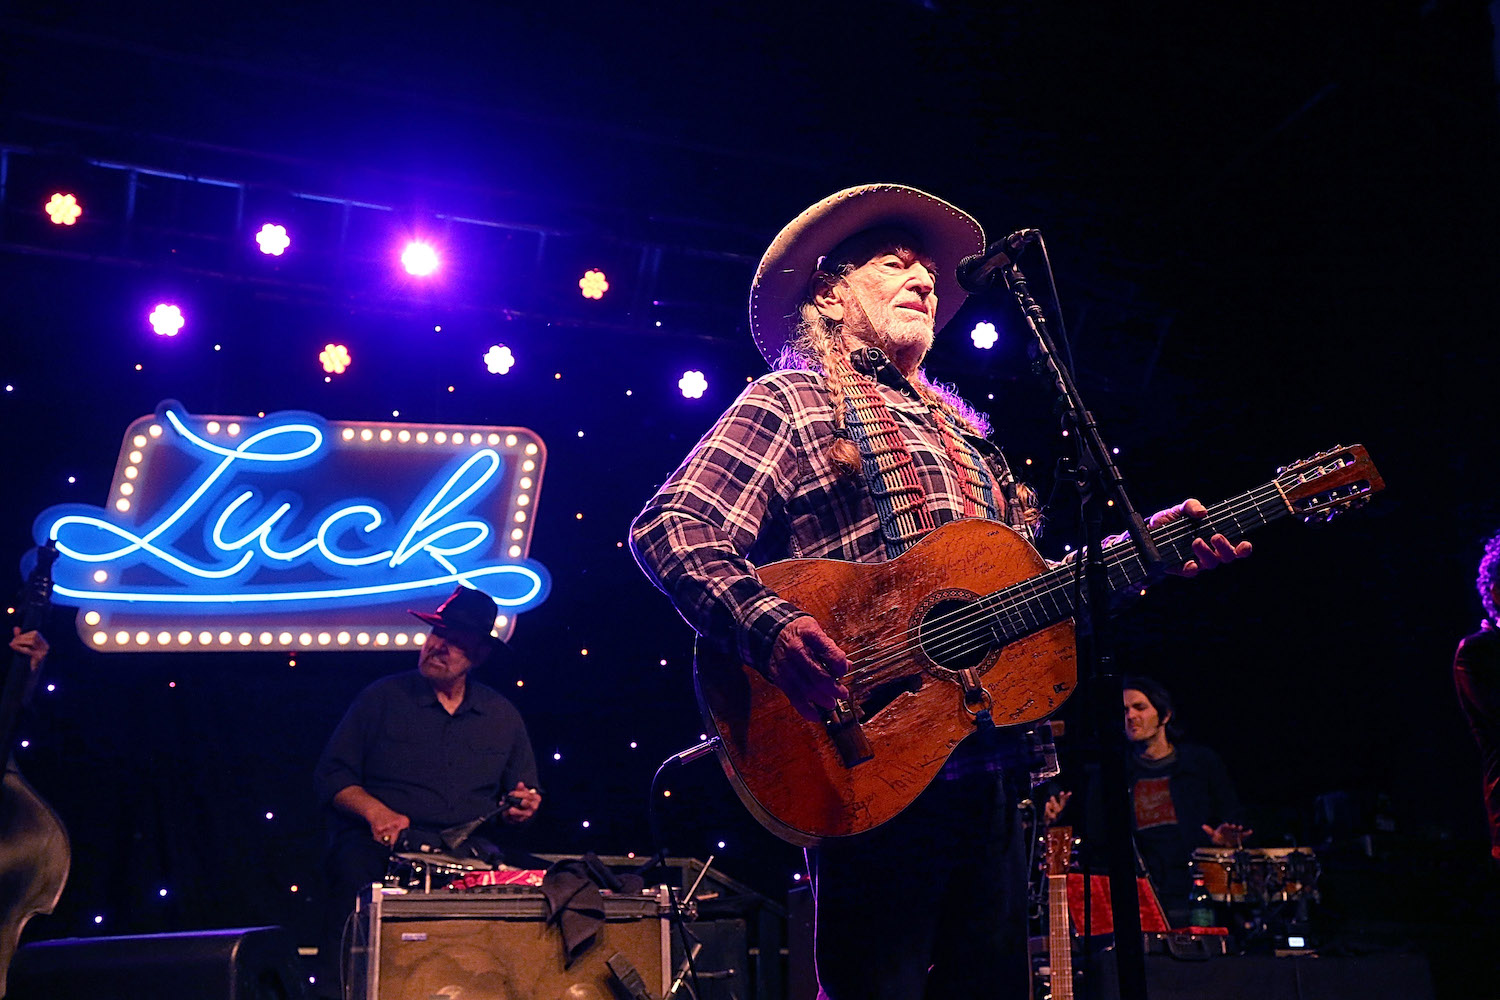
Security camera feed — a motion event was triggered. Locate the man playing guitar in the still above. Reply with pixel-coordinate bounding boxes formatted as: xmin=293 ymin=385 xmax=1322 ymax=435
xmin=629 ymin=184 xmax=1250 ymax=1000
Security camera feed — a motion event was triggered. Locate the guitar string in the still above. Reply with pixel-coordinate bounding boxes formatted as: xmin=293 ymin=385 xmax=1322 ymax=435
xmin=837 ymin=485 xmax=1276 ymax=671
xmin=832 ymin=484 xmax=1286 ymax=691
xmin=839 ymin=483 xmax=1282 ymax=684
xmin=838 ymin=483 xmax=1285 ymax=688
xmin=844 ymin=481 xmax=1283 ymax=663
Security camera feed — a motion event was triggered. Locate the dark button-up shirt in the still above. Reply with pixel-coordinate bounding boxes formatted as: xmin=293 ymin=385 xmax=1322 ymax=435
xmin=314 ymin=670 xmax=538 ymax=836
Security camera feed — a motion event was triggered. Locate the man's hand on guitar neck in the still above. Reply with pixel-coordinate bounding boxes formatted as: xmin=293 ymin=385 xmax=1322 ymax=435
xmin=9 ymin=628 xmax=49 ymax=673
xmin=1149 ymin=499 xmax=1253 ymax=578
xmin=767 ymin=616 xmax=851 ymax=723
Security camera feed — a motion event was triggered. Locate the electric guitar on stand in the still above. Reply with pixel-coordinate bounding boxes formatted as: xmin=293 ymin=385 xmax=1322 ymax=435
xmin=694 ymin=445 xmax=1384 ymax=845
xmin=1044 ymin=826 xmax=1075 ymax=1000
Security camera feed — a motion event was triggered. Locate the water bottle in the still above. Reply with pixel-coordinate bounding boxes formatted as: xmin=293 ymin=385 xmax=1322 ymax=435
xmin=1187 ymin=868 xmax=1215 ymax=928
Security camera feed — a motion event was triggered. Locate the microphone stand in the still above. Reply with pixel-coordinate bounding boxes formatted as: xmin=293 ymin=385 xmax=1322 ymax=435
xmin=970 ymin=250 xmax=1166 ymax=1000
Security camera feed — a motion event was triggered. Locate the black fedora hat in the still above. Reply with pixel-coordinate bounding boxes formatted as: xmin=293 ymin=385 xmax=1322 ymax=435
xmin=408 ymin=586 xmax=504 ymax=647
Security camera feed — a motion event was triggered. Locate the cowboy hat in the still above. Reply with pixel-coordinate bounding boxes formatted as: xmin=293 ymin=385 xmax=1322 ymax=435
xmin=747 ymin=183 xmax=984 ymax=366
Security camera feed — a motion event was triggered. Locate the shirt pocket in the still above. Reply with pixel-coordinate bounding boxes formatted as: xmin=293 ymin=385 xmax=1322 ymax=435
xmin=464 ymin=731 xmax=512 ymax=782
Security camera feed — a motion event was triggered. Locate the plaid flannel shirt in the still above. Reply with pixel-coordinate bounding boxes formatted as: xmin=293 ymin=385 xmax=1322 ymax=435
xmin=629 ymin=356 xmax=1036 ymax=676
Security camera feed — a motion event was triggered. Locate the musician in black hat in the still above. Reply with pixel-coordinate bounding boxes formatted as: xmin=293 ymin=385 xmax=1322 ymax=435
xmin=311 ymin=585 xmax=541 ymax=998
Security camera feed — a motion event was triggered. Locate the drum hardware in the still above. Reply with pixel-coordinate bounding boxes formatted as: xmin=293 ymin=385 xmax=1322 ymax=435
xmin=1187 ymin=845 xmax=1321 ymax=947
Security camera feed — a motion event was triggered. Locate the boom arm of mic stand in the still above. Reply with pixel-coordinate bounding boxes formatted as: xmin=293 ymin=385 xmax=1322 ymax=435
xmin=988 ymin=255 xmax=1156 ymax=1000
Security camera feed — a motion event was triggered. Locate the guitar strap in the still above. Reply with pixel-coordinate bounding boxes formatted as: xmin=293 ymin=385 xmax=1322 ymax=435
xmin=834 ymin=349 xmax=1000 ymax=559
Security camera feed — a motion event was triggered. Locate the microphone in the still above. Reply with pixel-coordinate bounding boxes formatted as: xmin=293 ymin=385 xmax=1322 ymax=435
xmin=956 ymin=229 xmax=1040 ymax=293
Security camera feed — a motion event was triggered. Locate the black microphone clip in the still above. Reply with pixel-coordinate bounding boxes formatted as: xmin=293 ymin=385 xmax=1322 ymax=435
xmin=956 ymin=229 xmax=1040 ymax=293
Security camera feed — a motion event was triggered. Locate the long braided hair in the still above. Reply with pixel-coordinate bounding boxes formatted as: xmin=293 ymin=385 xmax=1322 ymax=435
xmin=775 ymin=244 xmax=1041 ymax=534
xmin=777 ymin=299 xmax=993 ymax=476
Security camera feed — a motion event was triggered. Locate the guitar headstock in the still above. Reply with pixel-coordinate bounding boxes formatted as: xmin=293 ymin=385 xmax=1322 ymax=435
xmin=1275 ymin=444 xmax=1384 ymax=523
xmin=18 ymin=540 xmax=58 ymax=620
xmin=1046 ymin=825 xmax=1073 ymax=877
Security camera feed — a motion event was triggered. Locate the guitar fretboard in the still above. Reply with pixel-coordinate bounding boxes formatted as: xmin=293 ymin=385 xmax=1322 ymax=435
xmin=979 ymin=482 xmax=1290 ymax=642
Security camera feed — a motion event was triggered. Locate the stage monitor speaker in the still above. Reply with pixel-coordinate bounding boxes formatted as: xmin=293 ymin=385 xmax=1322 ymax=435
xmin=349 ymin=886 xmax=670 ymax=1000
xmin=7 ymin=924 xmax=306 ymax=1000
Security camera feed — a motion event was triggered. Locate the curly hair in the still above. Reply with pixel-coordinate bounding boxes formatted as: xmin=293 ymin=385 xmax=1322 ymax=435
xmin=1478 ymin=528 xmax=1500 ymax=629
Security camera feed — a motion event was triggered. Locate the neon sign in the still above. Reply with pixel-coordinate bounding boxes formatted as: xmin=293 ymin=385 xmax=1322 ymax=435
xmin=29 ymin=401 xmax=550 ymax=652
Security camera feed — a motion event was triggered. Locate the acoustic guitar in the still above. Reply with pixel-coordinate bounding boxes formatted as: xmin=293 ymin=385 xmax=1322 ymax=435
xmin=694 ymin=445 xmax=1383 ymax=845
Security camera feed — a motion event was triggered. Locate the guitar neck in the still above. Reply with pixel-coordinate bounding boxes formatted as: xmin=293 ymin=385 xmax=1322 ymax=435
xmin=1047 ymin=873 xmax=1074 ymax=1000
xmin=982 ymin=482 xmax=1289 ymax=639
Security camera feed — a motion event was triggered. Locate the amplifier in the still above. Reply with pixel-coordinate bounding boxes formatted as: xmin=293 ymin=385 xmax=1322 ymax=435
xmin=347 ymin=885 xmax=671 ymax=1000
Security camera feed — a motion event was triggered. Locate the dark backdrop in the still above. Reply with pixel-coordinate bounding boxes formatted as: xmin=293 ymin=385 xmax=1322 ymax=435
xmin=1 ymin=1 xmax=1497 ymax=995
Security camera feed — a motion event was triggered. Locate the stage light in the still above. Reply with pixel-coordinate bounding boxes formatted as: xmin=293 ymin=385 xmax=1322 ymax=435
xmin=255 ymin=223 xmax=290 ymax=256
xmin=970 ymin=322 xmax=998 ymax=350
xmin=149 ymin=304 xmax=185 ymax=337
xmin=45 ymin=193 xmax=82 ymax=226
xmin=678 ymin=370 xmax=708 ymax=399
xmin=320 ymin=343 xmax=351 ymax=374
xmin=579 ymin=268 xmax=609 ymax=299
xmin=401 ymin=241 xmax=439 ymax=276
xmin=484 ymin=345 xmax=515 ymax=374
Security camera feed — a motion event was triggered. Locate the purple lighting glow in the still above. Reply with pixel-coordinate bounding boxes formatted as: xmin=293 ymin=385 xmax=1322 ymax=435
xmin=149 ymin=304 xmax=185 ymax=337
xmin=970 ymin=322 xmax=998 ymax=350
xmin=401 ymin=242 xmax=439 ymax=276
xmin=255 ymin=224 xmax=291 ymax=256
xmin=678 ymin=370 xmax=707 ymax=399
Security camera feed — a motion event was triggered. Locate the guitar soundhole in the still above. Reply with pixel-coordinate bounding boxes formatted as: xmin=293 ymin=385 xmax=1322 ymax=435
xmin=917 ymin=597 xmax=994 ymax=673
